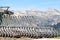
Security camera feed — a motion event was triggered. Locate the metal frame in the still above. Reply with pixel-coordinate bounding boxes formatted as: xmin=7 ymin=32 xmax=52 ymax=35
xmin=0 ymin=6 xmax=10 ymax=10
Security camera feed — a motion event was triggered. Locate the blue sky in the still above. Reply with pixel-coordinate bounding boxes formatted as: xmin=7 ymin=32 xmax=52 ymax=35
xmin=0 ymin=0 xmax=60 ymax=10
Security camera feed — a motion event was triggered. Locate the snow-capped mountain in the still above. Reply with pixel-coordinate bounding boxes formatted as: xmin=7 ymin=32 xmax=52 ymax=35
xmin=12 ymin=8 xmax=60 ymax=27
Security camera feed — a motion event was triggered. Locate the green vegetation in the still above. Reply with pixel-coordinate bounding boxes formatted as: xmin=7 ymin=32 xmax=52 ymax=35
xmin=55 ymin=28 xmax=60 ymax=36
